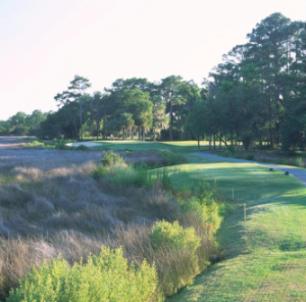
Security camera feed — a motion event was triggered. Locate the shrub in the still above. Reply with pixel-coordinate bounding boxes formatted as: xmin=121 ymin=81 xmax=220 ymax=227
xmin=150 ymin=221 xmax=200 ymax=252
xmin=179 ymin=194 xmax=222 ymax=270
xmin=94 ymin=164 xmax=172 ymax=190
xmin=150 ymin=221 xmax=201 ymax=295
xmin=6 ymin=259 xmax=69 ymax=302
xmin=181 ymin=198 xmax=221 ymax=238
xmin=101 ymin=151 xmax=127 ymax=168
xmin=94 ymin=165 xmax=151 ymax=188
xmin=7 ymin=247 xmax=163 ymax=302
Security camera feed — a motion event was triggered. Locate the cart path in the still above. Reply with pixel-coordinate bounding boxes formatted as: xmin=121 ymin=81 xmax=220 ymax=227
xmin=198 ymin=151 xmax=306 ymax=186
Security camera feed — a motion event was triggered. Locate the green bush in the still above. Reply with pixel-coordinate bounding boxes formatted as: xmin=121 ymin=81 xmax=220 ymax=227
xmin=150 ymin=221 xmax=201 ymax=295
xmin=94 ymin=165 xmax=152 ymax=187
xmin=101 ymin=151 xmax=127 ymax=168
xmin=181 ymin=198 xmax=221 ymax=238
xmin=6 ymin=259 xmax=69 ymax=302
xmin=7 ymin=247 xmax=163 ymax=302
xmin=178 ymin=193 xmax=222 ymax=270
xmin=94 ymin=163 xmax=172 ymax=190
xmin=151 ymin=221 xmax=200 ymax=252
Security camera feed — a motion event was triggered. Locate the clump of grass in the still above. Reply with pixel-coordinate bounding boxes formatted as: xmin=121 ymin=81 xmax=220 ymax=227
xmin=94 ymin=155 xmax=173 ymax=190
xmin=101 ymin=151 xmax=127 ymax=168
xmin=7 ymin=247 xmax=162 ymax=302
xmin=94 ymin=165 xmax=150 ymax=188
xmin=94 ymin=151 xmax=153 ymax=187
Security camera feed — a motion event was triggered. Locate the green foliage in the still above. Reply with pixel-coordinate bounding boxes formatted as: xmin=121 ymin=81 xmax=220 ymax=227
xmin=6 ymin=259 xmax=69 ymax=302
xmin=151 ymin=221 xmax=200 ymax=252
xmin=150 ymin=221 xmax=201 ymax=295
xmin=3 ymin=12 xmax=306 ymax=145
xmin=94 ymin=158 xmax=173 ymax=189
xmin=168 ymin=159 xmax=306 ymax=302
xmin=101 ymin=151 xmax=127 ymax=168
xmin=93 ymin=164 xmax=154 ymax=188
xmin=181 ymin=198 xmax=221 ymax=238
xmin=7 ymin=247 xmax=162 ymax=302
xmin=0 ymin=111 xmax=47 ymax=136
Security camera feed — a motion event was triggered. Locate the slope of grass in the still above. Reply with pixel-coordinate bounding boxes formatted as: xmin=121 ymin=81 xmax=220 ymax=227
xmin=167 ymin=160 xmax=306 ymax=302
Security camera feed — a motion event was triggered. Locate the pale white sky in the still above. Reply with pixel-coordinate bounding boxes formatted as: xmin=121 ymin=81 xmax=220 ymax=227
xmin=0 ymin=0 xmax=305 ymax=119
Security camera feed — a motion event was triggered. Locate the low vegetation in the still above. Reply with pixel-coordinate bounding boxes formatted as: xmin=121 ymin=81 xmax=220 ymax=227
xmin=150 ymin=221 xmax=201 ymax=295
xmin=7 ymin=247 xmax=162 ymax=302
xmin=0 ymin=148 xmax=222 ymax=301
xmin=0 ymin=4 xmax=305 ymax=302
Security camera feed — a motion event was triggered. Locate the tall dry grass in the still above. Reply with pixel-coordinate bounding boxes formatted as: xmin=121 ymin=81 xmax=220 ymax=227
xmin=0 ymin=151 xmax=221 ymax=300
xmin=0 ymin=160 xmax=184 ymax=299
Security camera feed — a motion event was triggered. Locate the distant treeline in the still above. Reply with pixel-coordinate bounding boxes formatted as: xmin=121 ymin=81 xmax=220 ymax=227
xmin=1 ymin=13 xmax=305 ymax=151
xmin=0 ymin=110 xmax=47 ymax=136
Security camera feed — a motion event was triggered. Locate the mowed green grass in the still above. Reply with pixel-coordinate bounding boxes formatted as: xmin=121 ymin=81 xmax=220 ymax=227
xmin=166 ymin=161 xmax=306 ymax=302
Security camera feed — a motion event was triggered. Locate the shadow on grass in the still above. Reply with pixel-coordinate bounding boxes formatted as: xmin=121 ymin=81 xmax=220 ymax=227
xmin=92 ymin=140 xmax=203 ymax=153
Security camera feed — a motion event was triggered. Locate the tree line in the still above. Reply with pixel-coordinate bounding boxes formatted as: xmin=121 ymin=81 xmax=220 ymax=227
xmin=1 ymin=13 xmax=305 ymax=151
xmin=37 ymin=74 xmax=202 ymax=141
xmin=0 ymin=111 xmax=47 ymax=136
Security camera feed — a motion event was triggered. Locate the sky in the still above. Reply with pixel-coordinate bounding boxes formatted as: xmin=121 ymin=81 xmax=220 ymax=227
xmin=0 ymin=0 xmax=305 ymax=119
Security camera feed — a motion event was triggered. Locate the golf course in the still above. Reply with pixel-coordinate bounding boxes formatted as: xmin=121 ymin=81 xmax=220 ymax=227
xmin=168 ymin=152 xmax=306 ymax=301
xmin=2 ymin=2 xmax=306 ymax=300
xmin=59 ymin=140 xmax=306 ymax=301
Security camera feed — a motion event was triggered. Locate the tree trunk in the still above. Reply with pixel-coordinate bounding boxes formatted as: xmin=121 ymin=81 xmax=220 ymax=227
xmin=96 ymin=120 xmax=100 ymax=140
xmin=169 ymin=101 xmax=174 ymax=140
xmin=79 ymin=101 xmax=83 ymax=140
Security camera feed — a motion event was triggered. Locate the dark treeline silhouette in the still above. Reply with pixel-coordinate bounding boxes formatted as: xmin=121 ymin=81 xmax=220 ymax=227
xmin=1 ymin=13 xmax=305 ymax=151
xmin=0 ymin=110 xmax=47 ymax=136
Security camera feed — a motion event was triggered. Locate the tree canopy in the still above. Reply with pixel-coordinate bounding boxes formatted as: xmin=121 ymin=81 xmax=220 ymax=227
xmin=2 ymin=13 xmax=306 ymax=151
